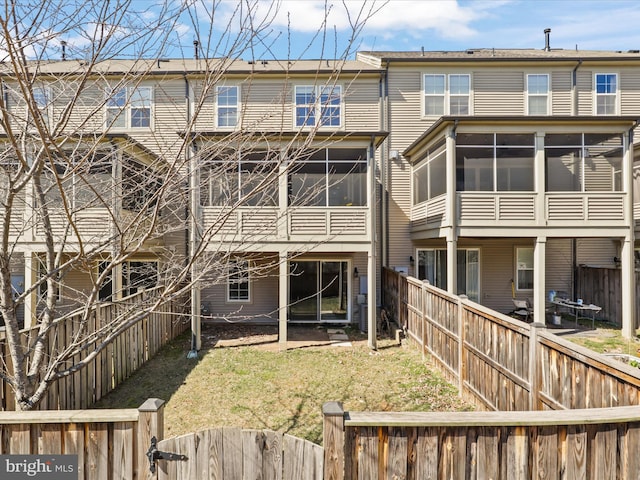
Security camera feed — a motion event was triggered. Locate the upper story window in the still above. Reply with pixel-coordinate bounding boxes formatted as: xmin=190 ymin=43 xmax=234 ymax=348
xmin=423 ymin=74 xmax=469 ymax=116
xmin=527 ymin=74 xmax=549 ymax=115
xmin=288 ymin=148 xmax=367 ymax=207
xmin=31 ymin=85 xmax=51 ymax=129
xmin=106 ymin=86 xmax=152 ymax=129
xmin=545 ymin=133 xmax=623 ymax=192
xmin=295 ymin=85 xmax=342 ymax=127
xmin=413 ymin=141 xmax=446 ymax=204
xmin=200 ymin=150 xmax=278 ymax=207
xmin=217 ymin=85 xmax=239 ymax=128
xmin=455 ymin=133 xmax=535 ymax=192
xmin=595 ymin=73 xmax=617 ymax=115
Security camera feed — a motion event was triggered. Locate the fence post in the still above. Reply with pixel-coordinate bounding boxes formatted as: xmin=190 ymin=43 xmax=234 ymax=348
xmin=138 ymin=398 xmax=165 ymax=480
xmin=323 ymin=401 xmax=345 ymax=480
xmin=458 ymin=295 xmax=468 ymax=397
xmin=528 ymin=323 xmax=545 ymax=411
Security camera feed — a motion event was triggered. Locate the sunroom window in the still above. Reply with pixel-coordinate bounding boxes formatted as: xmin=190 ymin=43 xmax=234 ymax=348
xmin=545 ymin=133 xmax=622 ymax=192
xmin=413 ymin=141 xmax=446 ymax=204
xmin=456 ymin=133 xmax=535 ymax=192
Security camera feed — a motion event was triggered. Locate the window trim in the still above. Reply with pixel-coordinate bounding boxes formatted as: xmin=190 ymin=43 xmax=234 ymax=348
xmin=294 ymin=84 xmax=343 ymax=128
xmin=415 ymin=247 xmax=480 ymax=302
xmin=515 ymin=246 xmax=534 ymax=292
xmin=594 ymin=72 xmax=618 ymax=115
xmin=422 ymin=73 xmax=470 ymax=117
xmin=105 ymin=85 xmax=154 ymax=130
xmin=227 ymin=258 xmax=251 ymax=303
xmin=216 ymin=84 xmax=240 ymax=129
xmin=31 ymin=85 xmax=51 ymax=130
xmin=526 ymin=73 xmax=550 ymax=115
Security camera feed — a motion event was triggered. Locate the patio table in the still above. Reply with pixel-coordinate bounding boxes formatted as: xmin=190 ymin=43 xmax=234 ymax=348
xmin=551 ymin=299 xmax=602 ymax=328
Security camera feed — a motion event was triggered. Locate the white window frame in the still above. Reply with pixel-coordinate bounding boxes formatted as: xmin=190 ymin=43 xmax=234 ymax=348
xmin=122 ymin=260 xmax=158 ymax=297
xmin=423 ymin=73 xmax=470 ymax=117
xmin=216 ymin=85 xmax=239 ymax=128
xmin=515 ymin=247 xmax=534 ymax=292
xmin=227 ymin=258 xmax=251 ymax=303
xmin=105 ymin=85 xmax=153 ymax=130
xmin=415 ymin=248 xmax=480 ymax=302
xmin=594 ymin=73 xmax=618 ymax=115
xmin=294 ymin=84 xmax=342 ymax=128
xmin=526 ymin=74 xmax=549 ymax=115
xmin=32 ymin=85 xmax=51 ymax=129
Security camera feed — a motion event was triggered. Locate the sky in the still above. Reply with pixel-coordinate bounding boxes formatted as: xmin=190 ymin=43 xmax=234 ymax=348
xmin=203 ymin=0 xmax=640 ymax=60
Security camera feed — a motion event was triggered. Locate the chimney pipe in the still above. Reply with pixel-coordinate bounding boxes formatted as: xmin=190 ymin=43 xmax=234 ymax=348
xmin=61 ymin=40 xmax=67 ymax=61
xmin=193 ymin=40 xmax=199 ymax=60
xmin=544 ymin=28 xmax=551 ymax=52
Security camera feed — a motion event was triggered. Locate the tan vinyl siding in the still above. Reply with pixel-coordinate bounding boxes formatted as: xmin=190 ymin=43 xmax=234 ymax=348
xmin=551 ymin=71 xmax=572 ymax=115
xmin=343 ymin=79 xmax=380 ymax=130
xmin=576 ymin=238 xmax=618 ymax=267
xmin=545 ymin=238 xmax=574 ymax=297
xmin=576 ymin=70 xmax=593 ymax=115
xmin=242 ymin=81 xmax=290 ymax=130
xmin=386 ymin=69 xmax=425 ymax=270
xmin=620 ymin=68 xmax=640 ymax=115
xmin=155 ymin=79 xmax=188 ymax=131
xmin=473 ymin=71 xmax=524 ymax=115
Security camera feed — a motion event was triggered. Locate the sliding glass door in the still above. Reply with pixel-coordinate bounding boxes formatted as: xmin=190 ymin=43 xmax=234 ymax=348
xmin=289 ymin=260 xmax=349 ymax=322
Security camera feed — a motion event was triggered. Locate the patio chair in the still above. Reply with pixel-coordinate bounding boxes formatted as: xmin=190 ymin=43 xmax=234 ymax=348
xmin=512 ymin=299 xmax=533 ymax=322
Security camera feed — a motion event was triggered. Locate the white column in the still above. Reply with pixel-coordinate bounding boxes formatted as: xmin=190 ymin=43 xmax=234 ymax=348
xmin=447 ymin=237 xmax=457 ymax=295
xmin=621 ymin=236 xmax=636 ymax=338
xmin=445 ymin=127 xmax=457 ymax=296
xmin=278 ymin=252 xmax=288 ymax=349
xmin=533 ymin=236 xmax=546 ymax=325
xmin=367 ymin=248 xmax=377 ymax=350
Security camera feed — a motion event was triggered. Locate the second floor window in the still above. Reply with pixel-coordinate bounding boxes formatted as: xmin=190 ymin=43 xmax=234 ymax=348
xmin=595 ymin=73 xmax=617 ymax=115
xmin=106 ymin=86 xmax=152 ymax=129
xmin=295 ymin=85 xmax=342 ymax=127
xmin=527 ymin=74 xmax=549 ymax=115
xmin=217 ymin=85 xmax=239 ymax=127
xmin=424 ymin=74 xmax=470 ymax=116
xmin=32 ymin=86 xmax=51 ymax=128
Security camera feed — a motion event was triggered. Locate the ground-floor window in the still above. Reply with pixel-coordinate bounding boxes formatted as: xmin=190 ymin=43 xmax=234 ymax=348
xmin=516 ymin=247 xmax=534 ymax=291
xmin=123 ymin=261 xmax=158 ymax=297
xmin=416 ymin=248 xmax=479 ymax=302
xmin=227 ymin=258 xmax=250 ymax=302
xmin=288 ymin=260 xmax=348 ymax=321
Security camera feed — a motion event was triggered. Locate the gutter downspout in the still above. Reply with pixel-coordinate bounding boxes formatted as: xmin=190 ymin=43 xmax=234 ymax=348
xmin=381 ymin=61 xmax=389 ymax=269
xmin=185 ymin=74 xmax=201 ymax=358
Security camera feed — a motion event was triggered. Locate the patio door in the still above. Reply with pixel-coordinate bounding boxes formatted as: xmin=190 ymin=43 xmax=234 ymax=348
xmin=289 ymin=260 xmax=349 ymax=322
xmin=417 ymin=248 xmax=480 ymax=302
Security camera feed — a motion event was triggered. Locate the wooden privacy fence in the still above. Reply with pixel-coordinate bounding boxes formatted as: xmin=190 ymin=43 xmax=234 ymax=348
xmin=0 ymin=290 xmax=188 ymax=411
xmin=382 ymin=267 xmax=640 ymax=412
xmin=156 ymin=428 xmax=323 ymax=479
xmin=0 ymin=398 xmax=164 ymax=480
xmin=323 ymin=401 xmax=640 ymax=480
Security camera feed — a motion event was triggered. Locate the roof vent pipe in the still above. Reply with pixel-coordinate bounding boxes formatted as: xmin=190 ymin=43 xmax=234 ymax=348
xmin=194 ymin=40 xmax=199 ymax=60
xmin=544 ymin=28 xmax=551 ymax=52
xmin=61 ymin=40 xmax=67 ymax=61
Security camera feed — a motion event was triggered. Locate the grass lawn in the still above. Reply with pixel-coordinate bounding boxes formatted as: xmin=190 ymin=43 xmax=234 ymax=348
xmin=561 ymin=317 xmax=640 ymax=357
xmin=94 ymin=324 xmax=474 ymax=444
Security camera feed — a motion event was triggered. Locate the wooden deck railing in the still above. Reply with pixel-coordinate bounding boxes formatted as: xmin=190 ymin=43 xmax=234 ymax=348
xmin=0 ymin=290 xmax=188 ymax=411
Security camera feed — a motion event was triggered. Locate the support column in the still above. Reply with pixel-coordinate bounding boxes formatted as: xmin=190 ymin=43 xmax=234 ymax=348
xmin=278 ymin=252 xmax=288 ymax=350
xmin=23 ymin=251 xmax=35 ymax=329
xmin=446 ymin=237 xmax=457 ymax=295
xmin=533 ymin=236 xmax=546 ymax=325
xmin=367 ymin=248 xmax=377 ymax=350
xmin=621 ymin=236 xmax=635 ymax=338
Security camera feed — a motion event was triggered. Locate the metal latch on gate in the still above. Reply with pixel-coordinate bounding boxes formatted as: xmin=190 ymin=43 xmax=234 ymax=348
xmin=146 ymin=436 xmax=188 ymax=473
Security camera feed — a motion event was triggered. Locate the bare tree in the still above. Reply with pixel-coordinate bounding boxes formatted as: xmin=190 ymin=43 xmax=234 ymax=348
xmin=0 ymin=0 xmax=384 ymax=410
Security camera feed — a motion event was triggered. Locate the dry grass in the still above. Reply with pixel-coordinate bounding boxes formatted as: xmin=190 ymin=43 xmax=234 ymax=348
xmin=94 ymin=324 xmax=474 ymax=444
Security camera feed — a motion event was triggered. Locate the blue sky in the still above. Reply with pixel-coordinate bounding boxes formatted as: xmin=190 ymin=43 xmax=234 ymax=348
xmin=202 ymin=0 xmax=640 ymax=60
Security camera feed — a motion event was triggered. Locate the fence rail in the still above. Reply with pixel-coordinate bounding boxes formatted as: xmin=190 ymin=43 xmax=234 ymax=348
xmin=382 ymin=267 xmax=640 ymax=412
xmin=0 ymin=290 xmax=188 ymax=411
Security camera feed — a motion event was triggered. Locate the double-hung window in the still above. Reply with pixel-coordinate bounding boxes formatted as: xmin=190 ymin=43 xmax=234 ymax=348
xmin=295 ymin=85 xmax=342 ymax=127
xmin=595 ymin=73 xmax=617 ymax=115
xmin=32 ymin=86 xmax=51 ymax=128
xmin=106 ymin=86 xmax=152 ymax=129
xmin=527 ymin=74 xmax=549 ymax=115
xmin=516 ymin=247 xmax=534 ymax=291
xmin=423 ymin=74 xmax=469 ymax=116
xmin=217 ymin=85 xmax=239 ymax=128
xmin=228 ymin=259 xmax=250 ymax=302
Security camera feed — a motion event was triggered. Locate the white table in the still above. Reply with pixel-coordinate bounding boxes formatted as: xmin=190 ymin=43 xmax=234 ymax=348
xmin=551 ymin=299 xmax=602 ymax=328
